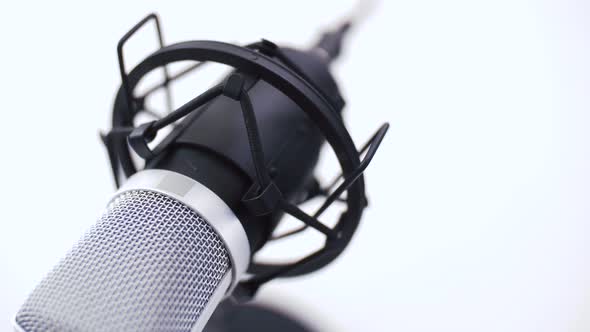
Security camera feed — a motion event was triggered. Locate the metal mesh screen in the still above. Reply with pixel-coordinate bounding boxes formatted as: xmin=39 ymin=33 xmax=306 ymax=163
xmin=16 ymin=190 xmax=231 ymax=332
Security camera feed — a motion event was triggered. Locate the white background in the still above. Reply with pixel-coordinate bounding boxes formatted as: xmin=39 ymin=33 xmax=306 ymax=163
xmin=1 ymin=0 xmax=589 ymax=331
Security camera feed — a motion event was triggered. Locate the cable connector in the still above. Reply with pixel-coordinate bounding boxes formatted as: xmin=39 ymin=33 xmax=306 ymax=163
xmin=313 ymin=21 xmax=352 ymax=63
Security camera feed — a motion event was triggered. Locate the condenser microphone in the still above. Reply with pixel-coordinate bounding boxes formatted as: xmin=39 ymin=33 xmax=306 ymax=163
xmin=15 ymin=9 xmax=388 ymax=332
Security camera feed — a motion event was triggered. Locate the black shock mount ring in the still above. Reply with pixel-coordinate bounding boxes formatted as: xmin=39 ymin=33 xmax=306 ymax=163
xmin=102 ymin=13 xmax=389 ymax=298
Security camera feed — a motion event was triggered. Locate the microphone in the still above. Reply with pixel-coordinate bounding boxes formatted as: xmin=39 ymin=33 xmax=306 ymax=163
xmin=15 ymin=11 xmax=388 ymax=332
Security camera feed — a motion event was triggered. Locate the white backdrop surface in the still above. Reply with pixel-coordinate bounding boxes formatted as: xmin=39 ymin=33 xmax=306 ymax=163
xmin=0 ymin=1 xmax=589 ymax=331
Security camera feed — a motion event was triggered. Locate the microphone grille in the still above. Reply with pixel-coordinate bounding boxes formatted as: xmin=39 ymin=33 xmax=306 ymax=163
xmin=16 ymin=190 xmax=231 ymax=332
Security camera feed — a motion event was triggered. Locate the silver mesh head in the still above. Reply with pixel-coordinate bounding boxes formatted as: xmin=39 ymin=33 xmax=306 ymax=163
xmin=16 ymin=190 xmax=231 ymax=332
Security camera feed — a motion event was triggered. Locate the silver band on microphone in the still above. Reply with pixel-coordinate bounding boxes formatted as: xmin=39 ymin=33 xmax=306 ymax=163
xmin=117 ymin=169 xmax=251 ymax=295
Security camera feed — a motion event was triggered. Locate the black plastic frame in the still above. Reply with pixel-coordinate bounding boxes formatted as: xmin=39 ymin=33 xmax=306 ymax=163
xmin=102 ymin=13 xmax=389 ymax=296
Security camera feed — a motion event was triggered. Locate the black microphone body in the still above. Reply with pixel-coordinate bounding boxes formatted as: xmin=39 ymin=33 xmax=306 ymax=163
xmin=145 ymin=47 xmax=344 ymax=252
